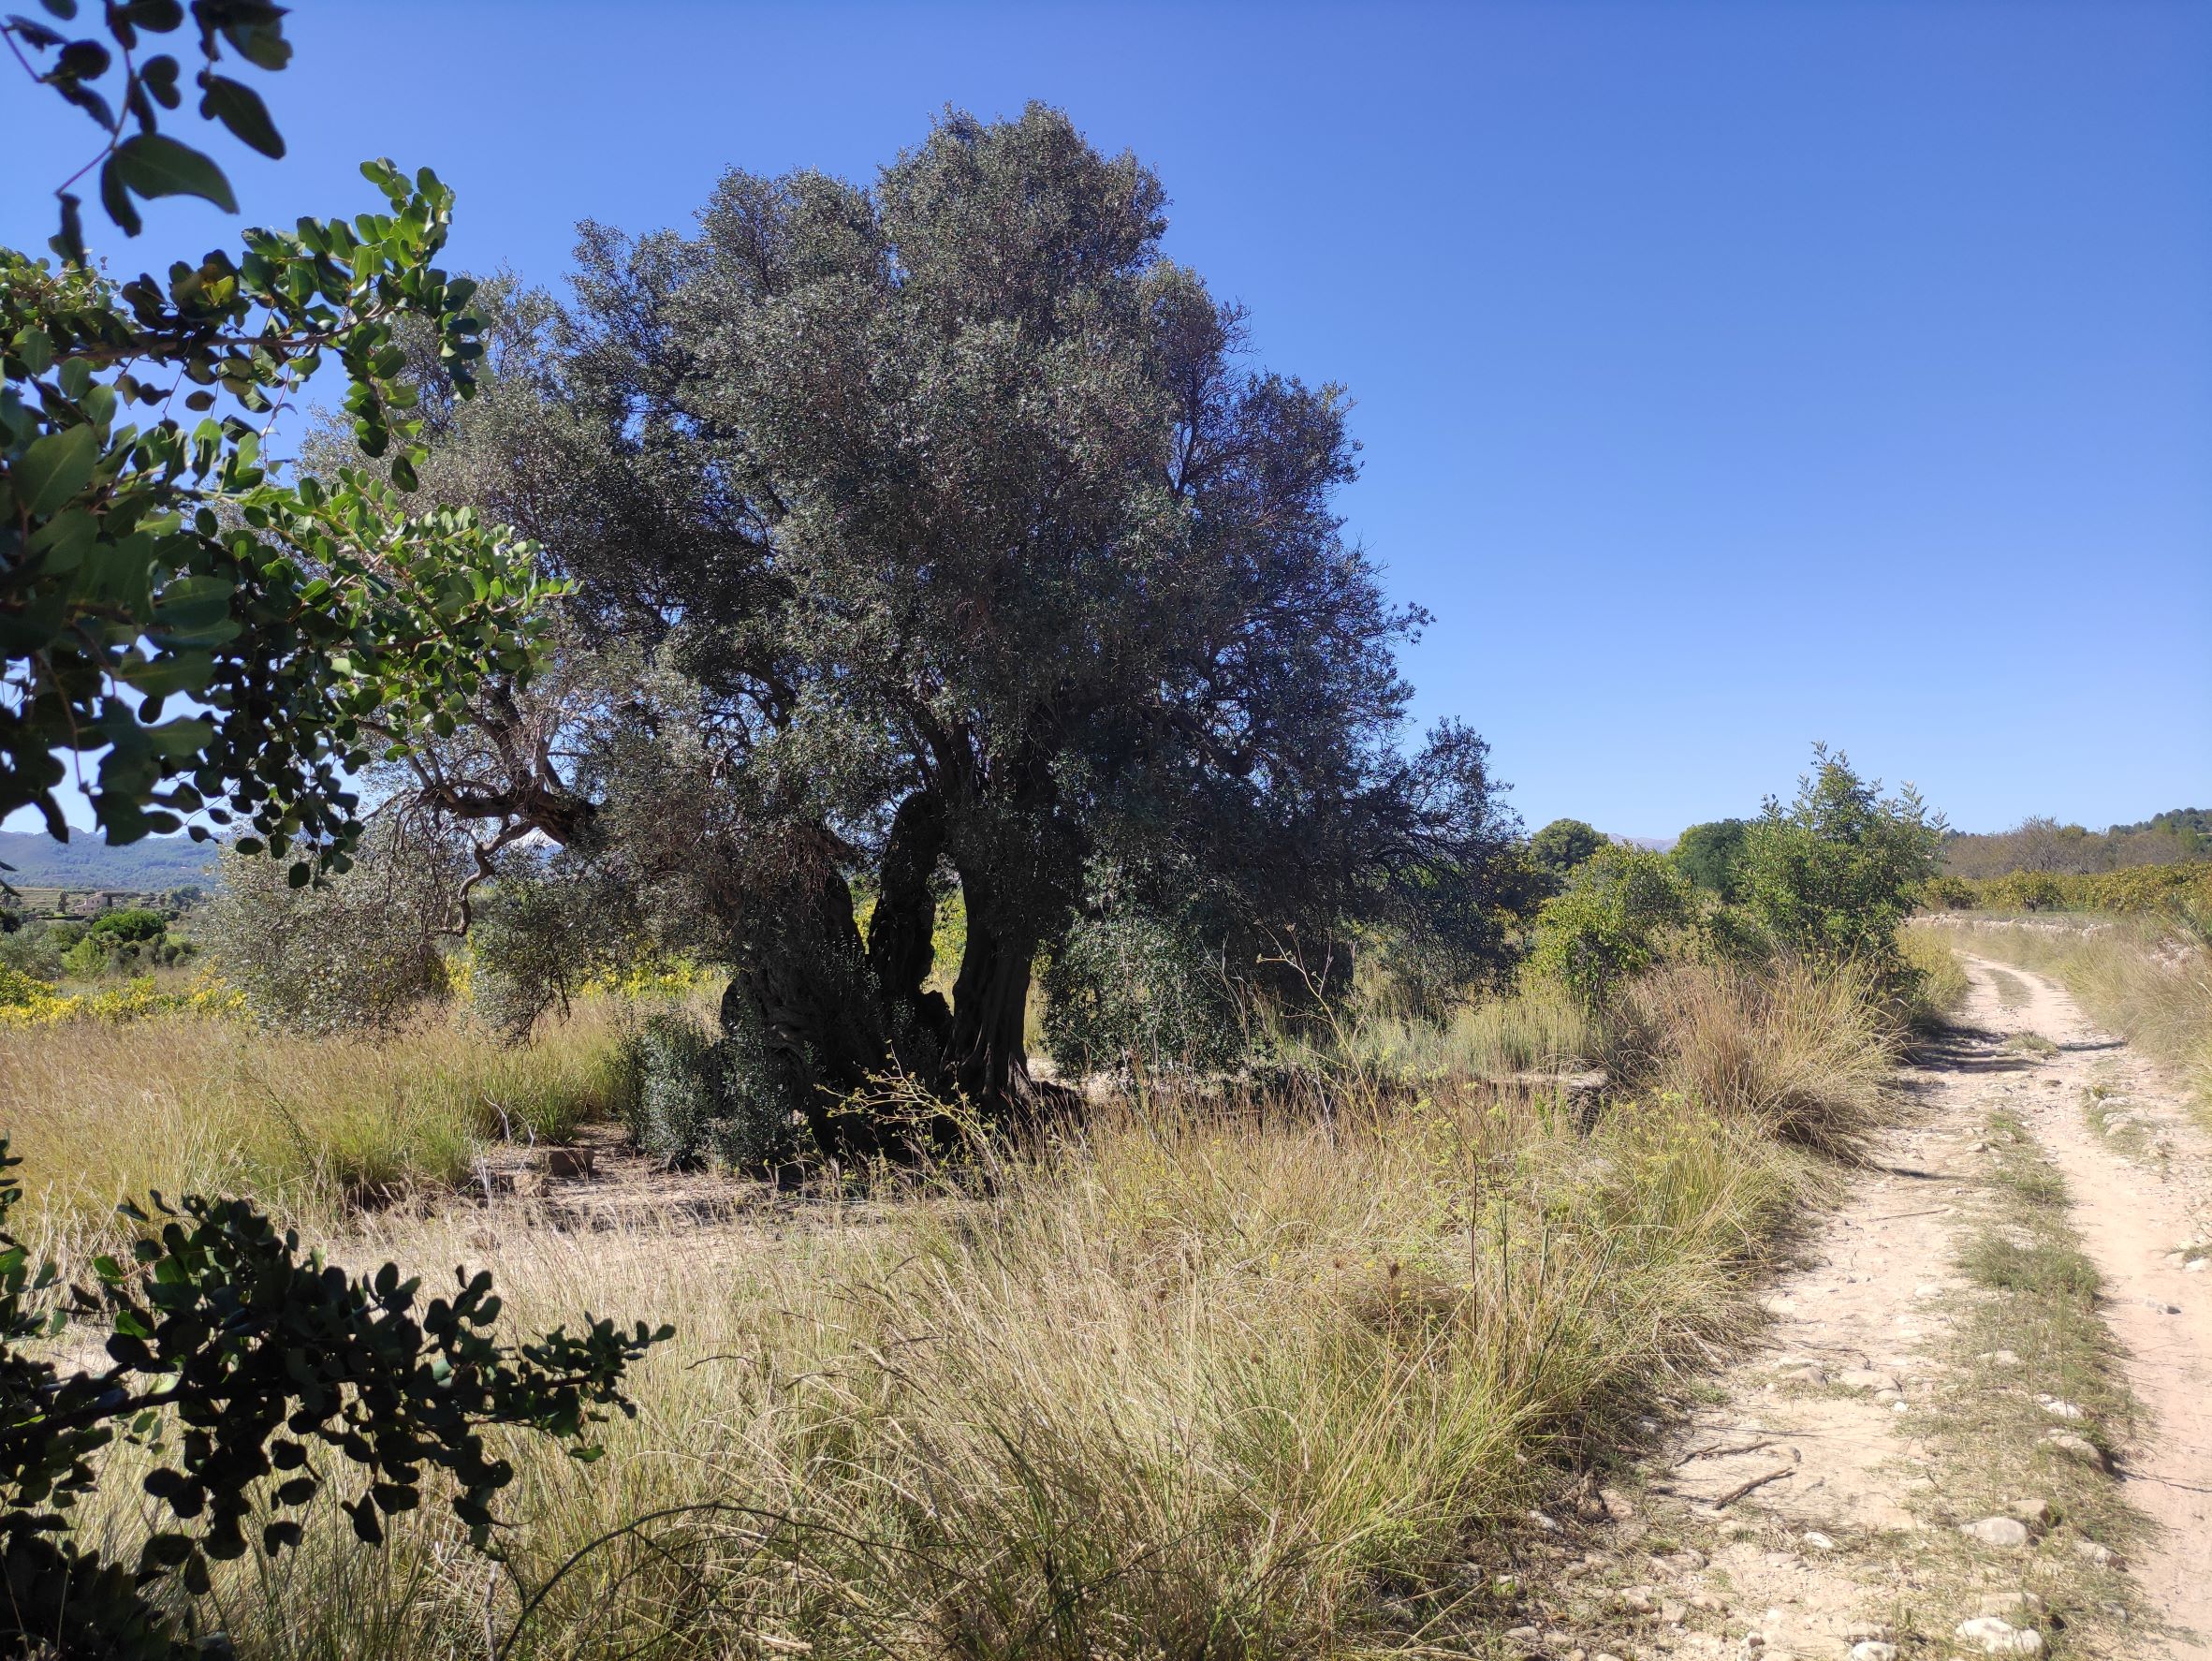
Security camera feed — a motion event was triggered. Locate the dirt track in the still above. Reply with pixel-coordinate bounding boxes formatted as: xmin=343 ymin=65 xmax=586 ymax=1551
xmin=1953 ymin=954 xmax=2212 ymax=1654
xmin=1577 ymin=953 xmax=2210 ymax=1661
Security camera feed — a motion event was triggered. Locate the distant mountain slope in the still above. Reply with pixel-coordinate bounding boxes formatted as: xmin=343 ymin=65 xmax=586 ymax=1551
xmin=0 ymin=830 xmax=215 ymax=891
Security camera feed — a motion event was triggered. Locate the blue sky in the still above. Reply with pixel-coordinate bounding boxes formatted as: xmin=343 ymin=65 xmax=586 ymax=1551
xmin=7 ymin=0 xmax=2207 ymax=838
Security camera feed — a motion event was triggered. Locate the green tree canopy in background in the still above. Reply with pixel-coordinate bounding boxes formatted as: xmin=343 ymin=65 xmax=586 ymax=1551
xmin=1529 ymin=816 xmax=1604 ymax=884
xmin=1673 ymin=817 xmax=1749 ymax=899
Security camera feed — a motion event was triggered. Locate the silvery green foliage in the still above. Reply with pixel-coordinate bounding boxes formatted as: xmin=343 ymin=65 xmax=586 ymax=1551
xmin=1042 ymin=908 xmax=1241 ymax=1078
xmin=466 ymin=851 xmax=647 ymax=1038
xmin=623 ymin=1013 xmax=722 ymax=1168
xmin=201 ymin=826 xmax=462 ymax=1034
xmin=363 ymin=107 xmax=1526 ymax=1126
xmin=620 ymin=1011 xmax=801 ymax=1171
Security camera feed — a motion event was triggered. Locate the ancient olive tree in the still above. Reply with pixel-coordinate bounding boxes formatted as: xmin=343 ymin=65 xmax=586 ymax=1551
xmin=385 ymin=107 xmax=1522 ymax=1131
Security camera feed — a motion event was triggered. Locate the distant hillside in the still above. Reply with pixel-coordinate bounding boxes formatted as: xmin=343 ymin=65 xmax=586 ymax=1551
xmin=0 ymin=830 xmax=215 ymax=891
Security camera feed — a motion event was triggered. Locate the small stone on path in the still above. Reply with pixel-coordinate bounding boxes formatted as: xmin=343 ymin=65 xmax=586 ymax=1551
xmin=1960 ymin=1515 xmax=2032 ymax=1549
xmin=2041 ymin=1430 xmax=2106 ymax=1467
xmin=1956 ymin=1616 xmax=2044 ymax=1654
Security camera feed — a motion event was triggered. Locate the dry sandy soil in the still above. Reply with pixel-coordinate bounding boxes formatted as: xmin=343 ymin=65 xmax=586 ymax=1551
xmin=1552 ymin=955 xmax=2210 ymax=1661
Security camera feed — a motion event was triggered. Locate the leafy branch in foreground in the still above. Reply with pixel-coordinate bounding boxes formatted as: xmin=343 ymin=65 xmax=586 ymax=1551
xmin=5 ymin=0 xmax=564 ymax=874
xmin=7 ymin=0 xmax=290 ymax=269
xmin=0 ymin=1139 xmax=670 ymax=1659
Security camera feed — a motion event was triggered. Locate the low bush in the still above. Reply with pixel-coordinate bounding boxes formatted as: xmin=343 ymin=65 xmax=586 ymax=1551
xmin=201 ymin=830 xmax=463 ymax=1035
xmin=616 ymin=1010 xmax=804 ymax=1172
xmin=1732 ymin=745 xmax=1942 ymax=989
xmin=1041 ymin=907 xmax=1242 ymax=1076
xmin=1527 ymin=844 xmax=1697 ymax=1005
xmin=86 ymin=906 xmax=168 ymax=944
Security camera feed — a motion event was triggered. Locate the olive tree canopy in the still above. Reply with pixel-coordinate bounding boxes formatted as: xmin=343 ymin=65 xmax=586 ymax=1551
xmin=387 ymin=106 xmax=1521 ymax=1132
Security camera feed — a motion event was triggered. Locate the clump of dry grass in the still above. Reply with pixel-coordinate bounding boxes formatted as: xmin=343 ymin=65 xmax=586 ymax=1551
xmin=1351 ymin=976 xmax=1599 ymax=1079
xmin=1 ymin=1000 xmax=633 ymax=1253
xmin=1610 ymin=959 xmax=1895 ymax=1159
xmin=1943 ymin=916 xmax=2212 ymax=1122
xmin=1897 ymin=923 xmax=1970 ymax=1023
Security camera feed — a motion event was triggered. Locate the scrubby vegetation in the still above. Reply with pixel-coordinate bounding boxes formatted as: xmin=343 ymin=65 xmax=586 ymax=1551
xmin=1 ymin=746 xmax=1941 ymax=1656
xmin=1941 ymin=809 xmax=2208 ymax=879
xmin=1920 ymin=861 xmax=2212 ymax=936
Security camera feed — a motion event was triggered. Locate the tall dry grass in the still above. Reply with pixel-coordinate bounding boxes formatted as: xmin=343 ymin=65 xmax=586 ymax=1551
xmin=0 ymin=1001 xmax=632 ymax=1252
xmin=1349 ymin=977 xmax=1599 ymax=1079
xmin=1608 ymin=959 xmax=1896 ymax=1160
xmin=1897 ymin=924 xmax=1970 ymax=1024
xmin=80 ymin=1080 xmax=1806 ymax=1661
xmin=1934 ymin=915 xmax=2212 ymax=1119
xmin=23 ymin=958 xmax=1897 ymax=1659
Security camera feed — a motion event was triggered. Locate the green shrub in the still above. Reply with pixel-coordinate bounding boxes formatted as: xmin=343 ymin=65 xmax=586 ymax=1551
xmin=1733 ymin=745 xmax=1942 ymax=989
xmin=0 ymin=1139 xmax=667 ymax=1660
xmin=1042 ymin=909 xmax=1242 ymax=1076
xmin=58 ymin=933 xmax=109 ymax=979
xmin=618 ymin=1011 xmax=803 ymax=1171
xmin=85 ymin=907 xmax=167 ymax=944
xmin=1917 ymin=874 xmax=1979 ymax=910
xmin=1527 ymin=845 xmax=1697 ymax=1006
xmin=0 ymin=924 xmax=65 ymax=983
xmin=1988 ymin=870 xmax=2068 ymax=912
xmin=469 ymin=857 xmax=650 ymax=1037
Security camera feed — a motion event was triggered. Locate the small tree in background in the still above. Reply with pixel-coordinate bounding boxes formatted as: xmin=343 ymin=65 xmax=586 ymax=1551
xmin=1672 ymin=818 xmax=1750 ymax=900
xmin=1527 ymin=844 xmax=1697 ymax=1007
xmin=1529 ymin=818 xmax=1606 ymax=889
xmin=1734 ymin=745 xmax=1943 ymax=987
xmin=201 ymin=823 xmax=463 ymax=1033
